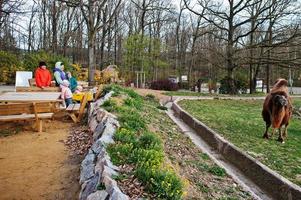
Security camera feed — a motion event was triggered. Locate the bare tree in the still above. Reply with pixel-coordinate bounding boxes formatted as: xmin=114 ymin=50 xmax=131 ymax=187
xmin=184 ymin=0 xmax=273 ymax=94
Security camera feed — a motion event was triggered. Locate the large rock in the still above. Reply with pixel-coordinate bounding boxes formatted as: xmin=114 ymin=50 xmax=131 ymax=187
xmin=103 ymin=175 xmax=117 ymax=194
xmin=94 ymin=159 xmax=104 ymax=175
xmin=99 ymin=117 xmax=119 ymax=145
xmin=80 ymin=152 xmax=96 ymax=184
xmin=79 ymin=172 xmax=100 ymax=200
xmin=88 ymin=102 xmax=95 ymax=121
xmin=109 ymin=187 xmax=130 ymax=200
xmin=102 ymin=165 xmax=118 ymax=178
xmin=91 ymin=139 xmax=105 ymax=155
xmin=95 ymin=91 xmax=114 ymax=107
xmin=89 ymin=117 xmax=99 ymax=133
xmin=93 ymin=120 xmax=107 ymax=141
xmin=96 ymin=109 xmax=107 ymax=122
xmin=87 ymin=190 xmax=108 ymax=200
xmin=104 ymin=155 xmax=119 ymax=171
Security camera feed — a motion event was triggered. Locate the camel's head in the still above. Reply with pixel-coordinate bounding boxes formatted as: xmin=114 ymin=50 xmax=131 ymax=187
xmin=273 ymin=94 xmax=288 ymax=107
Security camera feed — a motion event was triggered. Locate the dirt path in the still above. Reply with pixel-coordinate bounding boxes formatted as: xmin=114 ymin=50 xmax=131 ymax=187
xmin=0 ymin=120 xmax=81 ymax=200
xmin=134 ymin=88 xmax=170 ymax=103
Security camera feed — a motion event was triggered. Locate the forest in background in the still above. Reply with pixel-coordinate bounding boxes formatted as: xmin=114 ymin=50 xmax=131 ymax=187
xmin=1 ymin=0 xmax=301 ymax=94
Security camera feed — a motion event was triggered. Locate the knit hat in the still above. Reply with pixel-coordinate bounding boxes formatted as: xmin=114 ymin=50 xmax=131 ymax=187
xmin=62 ymin=80 xmax=70 ymax=87
xmin=55 ymin=61 xmax=64 ymax=70
xmin=39 ymin=61 xmax=46 ymax=67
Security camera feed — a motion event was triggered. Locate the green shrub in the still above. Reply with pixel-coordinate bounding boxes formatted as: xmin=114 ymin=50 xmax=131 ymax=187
xmin=123 ymin=88 xmax=141 ymax=99
xmin=114 ymin=128 xmax=137 ymax=144
xmin=23 ymin=51 xmax=75 ymax=75
xmin=157 ymin=105 xmax=168 ymax=110
xmin=102 ymin=99 xmax=117 ymax=112
xmin=103 ymin=84 xmax=123 ymax=96
xmin=136 ymin=167 xmax=183 ymax=200
xmin=107 ymin=143 xmax=134 ymax=165
xmin=124 ymin=97 xmax=142 ymax=109
xmin=134 ymin=149 xmax=164 ymax=168
xmin=0 ymin=51 xmax=23 ymax=84
xmin=119 ymin=111 xmax=146 ymax=131
xmin=145 ymin=94 xmax=156 ymax=100
xmin=209 ymin=165 xmax=226 ymax=177
xmin=150 ymin=170 xmax=183 ymax=200
xmin=138 ymin=131 xmax=162 ymax=151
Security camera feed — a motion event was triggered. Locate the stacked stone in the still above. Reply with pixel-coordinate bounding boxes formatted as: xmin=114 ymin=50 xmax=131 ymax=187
xmin=79 ymin=91 xmax=129 ymax=200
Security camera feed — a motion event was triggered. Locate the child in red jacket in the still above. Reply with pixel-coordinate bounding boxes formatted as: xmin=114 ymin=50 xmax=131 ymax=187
xmin=35 ymin=61 xmax=52 ymax=88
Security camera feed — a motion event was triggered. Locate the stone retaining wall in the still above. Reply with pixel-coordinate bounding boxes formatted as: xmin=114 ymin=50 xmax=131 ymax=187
xmin=79 ymin=91 xmax=129 ymax=200
xmin=172 ymin=99 xmax=301 ymax=200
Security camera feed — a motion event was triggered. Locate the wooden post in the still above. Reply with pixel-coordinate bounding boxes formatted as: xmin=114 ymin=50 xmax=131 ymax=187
xmin=136 ymin=72 xmax=139 ymax=88
xmin=143 ymin=72 xmax=146 ymax=88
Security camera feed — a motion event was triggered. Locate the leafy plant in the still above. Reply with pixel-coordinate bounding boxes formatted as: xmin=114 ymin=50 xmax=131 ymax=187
xmin=97 ymin=183 xmax=106 ymax=190
xmin=107 ymin=143 xmax=134 ymax=165
xmin=157 ymin=105 xmax=168 ymax=110
xmin=0 ymin=51 xmax=23 ymax=84
xmin=23 ymin=51 xmax=75 ymax=75
xmin=118 ymin=111 xmax=146 ymax=131
xmin=114 ymin=128 xmax=137 ymax=144
xmin=145 ymin=94 xmax=155 ymax=100
xmin=102 ymin=99 xmax=117 ymax=112
xmin=209 ymin=165 xmax=226 ymax=177
xmin=138 ymin=131 xmax=162 ymax=151
xmin=124 ymin=97 xmax=142 ymax=109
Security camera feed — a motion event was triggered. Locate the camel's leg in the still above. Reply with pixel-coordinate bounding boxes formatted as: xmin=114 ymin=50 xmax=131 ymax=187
xmin=263 ymin=123 xmax=271 ymax=139
xmin=283 ymin=124 xmax=288 ymax=139
xmin=277 ymin=127 xmax=284 ymax=143
xmin=270 ymin=128 xmax=276 ymax=138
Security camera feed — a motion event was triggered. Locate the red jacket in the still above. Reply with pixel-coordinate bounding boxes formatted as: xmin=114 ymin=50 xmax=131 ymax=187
xmin=35 ymin=67 xmax=52 ymax=87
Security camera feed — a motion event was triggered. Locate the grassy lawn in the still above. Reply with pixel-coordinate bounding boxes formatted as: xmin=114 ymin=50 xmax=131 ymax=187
xmin=164 ymin=90 xmax=266 ymax=97
xmin=179 ymin=98 xmax=301 ymax=186
xmin=163 ymin=91 xmax=213 ymax=97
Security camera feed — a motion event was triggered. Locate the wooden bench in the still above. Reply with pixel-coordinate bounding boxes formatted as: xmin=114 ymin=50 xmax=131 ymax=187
xmin=66 ymin=93 xmax=88 ymax=123
xmin=0 ymin=102 xmax=55 ymax=132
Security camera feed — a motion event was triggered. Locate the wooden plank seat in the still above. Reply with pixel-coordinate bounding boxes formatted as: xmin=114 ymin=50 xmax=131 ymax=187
xmin=0 ymin=102 xmax=55 ymax=132
xmin=66 ymin=103 xmax=81 ymax=111
xmin=66 ymin=93 xmax=88 ymax=123
xmin=16 ymin=86 xmax=60 ymax=92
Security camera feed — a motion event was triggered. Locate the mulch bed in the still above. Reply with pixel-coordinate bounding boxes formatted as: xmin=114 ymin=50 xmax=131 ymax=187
xmin=64 ymin=125 xmax=93 ymax=155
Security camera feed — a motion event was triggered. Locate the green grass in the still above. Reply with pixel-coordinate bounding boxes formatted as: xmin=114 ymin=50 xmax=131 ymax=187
xmin=163 ymin=90 xmax=266 ymax=97
xmin=179 ymin=98 xmax=301 ymax=186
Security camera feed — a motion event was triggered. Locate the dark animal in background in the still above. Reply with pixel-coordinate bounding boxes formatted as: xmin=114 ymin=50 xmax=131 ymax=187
xmin=262 ymin=79 xmax=292 ymax=143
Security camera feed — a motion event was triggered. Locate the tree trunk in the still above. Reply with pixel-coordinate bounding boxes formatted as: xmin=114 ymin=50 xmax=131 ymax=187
xmin=52 ymin=0 xmax=57 ymax=53
xmin=226 ymin=43 xmax=236 ymax=94
xmin=88 ymin=32 xmax=96 ymax=85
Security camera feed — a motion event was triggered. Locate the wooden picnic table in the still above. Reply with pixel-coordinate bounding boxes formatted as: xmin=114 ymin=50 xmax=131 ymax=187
xmin=0 ymin=92 xmax=61 ymax=103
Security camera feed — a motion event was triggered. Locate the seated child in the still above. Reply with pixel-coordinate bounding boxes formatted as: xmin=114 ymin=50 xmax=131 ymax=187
xmin=74 ymin=85 xmax=83 ymax=94
xmin=66 ymin=71 xmax=78 ymax=92
xmin=61 ymin=80 xmax=73 ymax=107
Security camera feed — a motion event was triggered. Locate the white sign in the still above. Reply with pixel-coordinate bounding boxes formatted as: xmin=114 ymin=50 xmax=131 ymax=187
xmin=256 ymin=80 xmax=263 ymax=88
xmin=15 ymin=71 xmax=33 ymax=87
xmin=181 ymin=75 xmax=188 ymax=81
